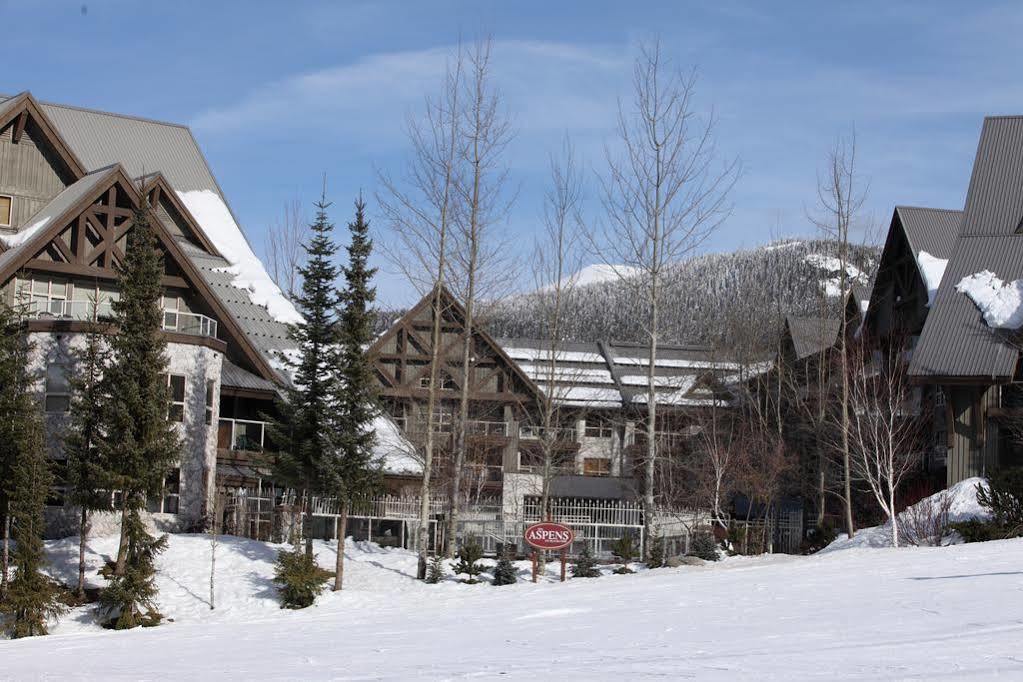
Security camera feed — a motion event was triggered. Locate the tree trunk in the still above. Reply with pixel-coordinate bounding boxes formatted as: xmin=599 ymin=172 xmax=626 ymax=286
xmin=418 ymin=286 xmax=445 ymax=579
xmin=77 ymin=506 xmax=89 ymax=599
xmin=114 ymin=502 xmax=130 ymax=576
xmin=333 ymin=499 xmax=349 ymax=591
xmin=304 ymin=492 xmax=314 ymax=559
xmin=1 ymin=503 xmax=9 ymax=598
xmin=889 ymin=486 xmax=899 ymax=549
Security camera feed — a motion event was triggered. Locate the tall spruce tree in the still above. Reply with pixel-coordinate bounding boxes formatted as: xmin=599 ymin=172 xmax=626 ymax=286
xmin=64 ymin=322 xmax=111 ymax=599
xmin=0 ymin=327 xmax=66 ymax=637
xmin=97 ymin=194 xmax=179 ymax=616
xmin=323 ymin=197 xmax=381 ymax=591
xmin=267 ymin=196 xmax=342 ymax=558
xmin=0 ymin=302 xmax=22 ymax=599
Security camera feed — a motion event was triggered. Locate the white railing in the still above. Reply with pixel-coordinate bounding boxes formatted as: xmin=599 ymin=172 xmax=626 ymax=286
xmin=518 ymin=424 xmax=578 ymax=441
xmin=27 ymin=300 xmax=218 ymax=339
xmin=218 ymin=418 xmax=266 ymax=452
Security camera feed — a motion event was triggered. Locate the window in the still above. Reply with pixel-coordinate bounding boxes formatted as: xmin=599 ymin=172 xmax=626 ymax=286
xmin=147 ymin=468 xmax=180 ymax=514
xmin=583 ymin=457 xmax=611 ymax=477
xmin=0 ymin=195 xmax=11 ymax=226
xmin=584 ymin=419 xmax=614 ymax=439
xmin=419 ymin=376 xmax=432 ymax=388
xmin=205 ymin=380 xmax=216 ymax=425
xmin=45 ymin=363 xmax=71 ymax=413
xmin=29 ymin=278 xmax=70 ymax=317
xmin=166 ymin=374 xmax=185 ymax=422
xmin=163 ymin=294 xmax=180 ymax=330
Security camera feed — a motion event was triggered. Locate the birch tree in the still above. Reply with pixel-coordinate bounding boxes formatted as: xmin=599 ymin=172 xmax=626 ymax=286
xmin=377 ymin=51 xmax=463 ymax=579
xmin=445 ymin=35 xmax=515 ymax=556
xmin=264 ymin=199 xmax=309 ymax=301
xmin=809 ymin=131 xmax=869 ymax=539
xmin=594 ymin=37 xmax=739 ymax=554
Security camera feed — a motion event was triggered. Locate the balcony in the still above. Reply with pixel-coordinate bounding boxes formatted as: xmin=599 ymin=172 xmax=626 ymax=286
xmin=218 ymin=418 xmax=267 ymax=452
xmin=518 ymin=424 xmax=577 ymax=442
xmin=27 ymin=300 xmax=218 ymax=340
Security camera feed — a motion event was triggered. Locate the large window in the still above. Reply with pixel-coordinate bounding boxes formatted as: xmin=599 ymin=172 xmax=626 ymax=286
xmin=205 ymin=380 xmax=216 ymax=425
xmin=29 ymin=278 xmax=70 ymax=316
xmin=0 ymin=195 xmax=11 ymax=226
xmin=147 ymin=468 xmax=180 ymax=514
xmin=165 ymin=374 xmax=186 ymax=422
xmin=583 ymin=457 xmax=611 ymax=477
xmin=45 ymin=363 xmax=71 ymax=413
xmin=584 ymin=418 xmax=614 ymax=439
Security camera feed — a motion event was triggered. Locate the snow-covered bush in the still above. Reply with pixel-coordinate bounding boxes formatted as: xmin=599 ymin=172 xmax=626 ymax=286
xmin=902 ymin=490 xmax=953 ymax=547
xmin=688 ymin=532 xmax=720 ymax=561
xmin=425 ymin=555 xmax=446 ymax=584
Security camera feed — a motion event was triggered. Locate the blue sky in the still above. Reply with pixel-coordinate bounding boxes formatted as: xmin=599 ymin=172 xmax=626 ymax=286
xmin=3 ymin=1 xmax=1021 ymax=306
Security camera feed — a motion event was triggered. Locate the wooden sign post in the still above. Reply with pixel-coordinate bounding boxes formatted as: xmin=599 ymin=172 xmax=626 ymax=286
xmin=523 ymin=522 xmax=574 ymax=583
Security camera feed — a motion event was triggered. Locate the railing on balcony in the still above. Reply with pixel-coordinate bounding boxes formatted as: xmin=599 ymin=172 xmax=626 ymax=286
xmin=518 ymin=424 xmax=577 ymax=442
xmin=218 ymin=418 xmax=267 ymax=452
xmin=464 ymin=420 xmax=508 ymax=437
xmin=394 ymin=417 xmax=510 ymax=439
xmin=27 ymin=300 xmax=218 ymax=339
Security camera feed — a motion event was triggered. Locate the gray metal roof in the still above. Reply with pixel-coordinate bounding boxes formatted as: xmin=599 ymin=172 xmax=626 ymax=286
xmin=785 ymin=315 xmax=841 ymax=361
xmin=895 ymin=206 xmax=962 ymax=260
xmin=909 ymin=234 xmax=1023 ymax=380
xmin=960 ymin=117 xmax=1023 ymax=237
xmin=221 ymin=359 xmax=280 ymax=393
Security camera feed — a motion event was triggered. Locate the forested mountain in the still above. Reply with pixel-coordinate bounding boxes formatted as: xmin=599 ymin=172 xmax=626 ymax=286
xmin=375 ymin=238 xmax=879 ymax=350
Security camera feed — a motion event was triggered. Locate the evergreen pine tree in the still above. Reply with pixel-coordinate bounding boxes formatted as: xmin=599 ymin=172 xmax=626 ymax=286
xmin=273 ymin=543 xmax=330 ymax=609
xmin=95 ymin=195 xmax=179 ymax=623
xmin=0 ymin=302 xmax=23 ymax=599
xmin=322 ymin=197 xmax=381 ymax=591
xmin=611 ymin=535 xmax=636 ymax=574
xmin=97 ymin=510 xmax=167 ymax=629
xmin=64 ymin=322 xmax=111 ymax=599
xmin=425 ymin=554 xmax=446 ymax=584
xmin=267 ymin=197 xmax=342 ymax=559
xmin=491 ymin=547 xmax=518 ymax=586
xmin=452 ymin=537 xmax=484 ymax=584
xmin=571 ymin=544 xmax=600 ymax=578
xmin=0 ymin=344 xmax=67 ymax=637
xmin=647 ymin=532 xmax=665 ymax=569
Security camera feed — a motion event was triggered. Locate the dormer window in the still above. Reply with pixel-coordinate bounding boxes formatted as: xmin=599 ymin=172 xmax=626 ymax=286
xmin=0 ymin=195 xmax=11 ymax=227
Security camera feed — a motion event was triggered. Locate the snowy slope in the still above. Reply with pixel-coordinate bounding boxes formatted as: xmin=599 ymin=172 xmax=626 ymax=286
xmin=3 ymin=531 xmax=1023 ymax=679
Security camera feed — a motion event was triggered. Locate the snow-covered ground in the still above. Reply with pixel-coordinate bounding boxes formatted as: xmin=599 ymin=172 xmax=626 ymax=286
xmin=3 ymin=522 xmax=1023 ymax=680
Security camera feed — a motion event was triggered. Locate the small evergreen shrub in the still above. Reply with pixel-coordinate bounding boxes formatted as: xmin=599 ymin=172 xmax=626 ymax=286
xmin=453 ymin=537 xmax=485 ymax=584
xmin=611 ymin=535 xmax=636 ymax=574
xmin=801 ymin=523 xmax=838 ymax=554
xmin=491 ymin=547 xmax=518 ymax=586
xmin=425 ymin=555 xmax=446 ymax=584
xmin=687 ymin=531 xmax=720 ymax=562
xmin=950 ymin=519 xmax=1007 ymax=543
xmin=273 ymin=547 xmax=331 ymax=609
xmin=976 ymin=468 xmax=1023 ymax=530
xmin=571 ymin=544 xmax=600 ymax=578
xmin=647 ymin=534 xmax=665 ymax=568
xmin=97 ymin=512 xmax=168 ymax=629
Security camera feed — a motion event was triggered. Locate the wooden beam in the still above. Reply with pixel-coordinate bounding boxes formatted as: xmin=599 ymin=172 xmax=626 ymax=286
xmin=12 ymin=111 xmax=27 ymax=144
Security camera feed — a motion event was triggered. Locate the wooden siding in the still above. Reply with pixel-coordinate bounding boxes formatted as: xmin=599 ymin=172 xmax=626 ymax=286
xmin=0 ymin=122 xmax=67 ymax=230
xmin=946 ymin=385 xmax=1001 ymax=486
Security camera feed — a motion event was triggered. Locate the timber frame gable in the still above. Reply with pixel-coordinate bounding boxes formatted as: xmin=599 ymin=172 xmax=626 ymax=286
xmin=0 ymin=92 xmax=86 ymax=197
xmin=141 ymin=172 xmax=223 ymax=258
xmin=0 ymin=163 xmax=279 ymax=382
xmin=866 ymin=209 xmax=930 ymax=339
xmin=368 ymin=285 xmax=542 ymax=406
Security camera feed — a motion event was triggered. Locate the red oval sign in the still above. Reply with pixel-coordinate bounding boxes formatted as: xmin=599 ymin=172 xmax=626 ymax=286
xmin=523 ymin=522 xmax=574 ymax=550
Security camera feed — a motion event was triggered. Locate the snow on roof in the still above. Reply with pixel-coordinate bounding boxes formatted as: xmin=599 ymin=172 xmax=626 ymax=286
xmin=516 ymin=363 xmax=614 ymax=384
xmin=373 ymin=415 xmax=422 ymax=476
xmin=619 ymin=374 xmax=696 ymax=389
xmin=612 ymin=356 xmax=741 ymax=371
xmin=503 ymin=347 xmax=605 ymax=364
xmin=177 ymin=189 xmax=302 ymax=326
xmin=538 ymin=384 xmax=622 ymax=407
xmin=0 ymin=216 xmax=49 ymax=248
xmin=956 ymin=270 xmax=1023 ymax=329
xmin=917 ymin=250 xmax=949 ymax=307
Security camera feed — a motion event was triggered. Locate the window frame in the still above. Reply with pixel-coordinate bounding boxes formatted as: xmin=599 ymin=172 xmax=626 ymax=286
xmin=0 ymin=194 xmax=12 ymax=227
xmin=166 ymin=373 xmax=186 ymax=422
xmin=205 ymin=379 xmax=216 ymax=426
xmin=44 ymin=362 xmax=71 ymax=413
xmin=147 ymin=468 xmax=180 ymax=515
xmin=583 ymin=457 xmax=611 ymax=477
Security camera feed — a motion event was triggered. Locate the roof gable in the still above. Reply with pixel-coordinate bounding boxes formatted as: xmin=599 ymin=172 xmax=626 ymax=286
xmin=959 ymin=116 xmax=1023 ymax=237
xmin=0 ymin=92 xmax=86 ymax=182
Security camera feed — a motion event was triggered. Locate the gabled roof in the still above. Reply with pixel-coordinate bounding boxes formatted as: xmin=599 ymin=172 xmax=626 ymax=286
xmin=909 ymin=117 xmax=1023 ymax=381
xmin=785 ymin=315 xmax=841 ymax=361
xmin=894 ymin=206 xmax=962 ymax=260
xmin=0 ymin=92 xmax=87 ymax=179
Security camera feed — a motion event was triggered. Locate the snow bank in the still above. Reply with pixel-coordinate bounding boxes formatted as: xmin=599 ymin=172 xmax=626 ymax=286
xmin=917 ymin=250 xmax=948 ymax=307
xmin=822 ymin=477 xmax=989 ymax=552
xmin=373 ymin=414 xmax=421 ymax=475
xmin=956 ymin=270 xmax=1023 ymax=329
xmin=0 ymin=216 xmax=50 ymax=248
xmin=177 ymin=190 xmax=302 ymax=325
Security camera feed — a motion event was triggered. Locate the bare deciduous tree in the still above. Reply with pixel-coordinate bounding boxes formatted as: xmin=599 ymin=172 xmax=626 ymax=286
xmin=264 ymin=199 xmax=309 ymax=301
xmin=377 ymin=49 xmax=464 ymax=579
xmin=592 ymin=37 xmax=739 ymax=555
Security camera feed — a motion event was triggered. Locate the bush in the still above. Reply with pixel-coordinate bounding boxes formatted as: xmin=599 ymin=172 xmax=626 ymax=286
xmin=453 ymin=537 xmax=485 ymax=584
xmin=949 ymin=519 xmax=1006 ymax=543
xmin=801 ymin=524 xmax=838 ymax=554
xmin=902 ymin=490 xmax=953 ymax=547
xmin=491 ymin=548 xmax=518 ymax=586
xmin=977 ymin=468 xmax=1023 ymax=530
xmin=425 ymin=555 xmax=446 ymax=584
xmin=571 ymin=544 xmax=600 ymax=578
xmin=611 ymin=535 xmax=636 ymax=574
xmin=647 ymin=534 xmax=665 ymax=569
xmin=273 ymin=547 xmax=331 ymax=609
xmin=688 ymin=532 xmax=719 ymax=562
xmin=97 ymin=512 xmax=168 ymax=629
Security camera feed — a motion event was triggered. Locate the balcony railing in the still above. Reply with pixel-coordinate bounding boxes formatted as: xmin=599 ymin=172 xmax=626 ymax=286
xmin=27 ymin=300 xmax=218 ymax=339
xmin=518 ymin=424 xmax=577 ymax=442
xmin=218 ymin=418 xmax=267 ymax=452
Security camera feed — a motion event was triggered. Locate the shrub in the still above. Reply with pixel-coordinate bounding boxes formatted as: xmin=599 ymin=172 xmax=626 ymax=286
xmin=976 ymin=467 xmax=1023 ymax=530
xmin=801 ymin=524 xmax=838 ymax=554
xmin=273 ymin=547 xmax=331 ymax=609
xmin=950 ymin=519 xmax=1010 ymax=543
xmin=611 ymin=535 xmax=637 ymax=574
xmin=647 ymin=534 xmax=665 ymax=569
xmin=97 ymin=512 xmax=168 ymax=629
xmin=902 ymin=490 xmax=953 ymax=547
xmin=491 ymin=547 xmax=518 ymax=586
xmin=425 ymin=555 xmax=446 ymax=584
xmin=688 ymin=531 xmax=719 ymax=561
xmin=453 ymin=537 xmax=485 ymax=584
xmin=571 ymin=544 xmax=600 ymax=578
